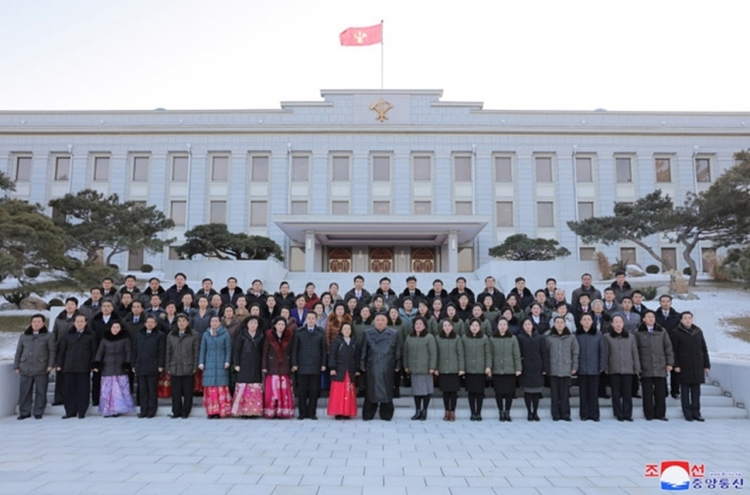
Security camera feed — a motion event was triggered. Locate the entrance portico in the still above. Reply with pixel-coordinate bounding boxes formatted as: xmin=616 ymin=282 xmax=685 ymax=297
xmin=275 ymin=215 xmax=489 ymax=273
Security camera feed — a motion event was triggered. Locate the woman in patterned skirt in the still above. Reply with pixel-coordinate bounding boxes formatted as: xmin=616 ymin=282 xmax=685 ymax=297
xmin=199 ymin=315 xmax=232 ymax=418
xmin=262 ymin=316 xmax=295 ymax=418
xmin=93 ymin=321 xmax=136 ymax=417
xmin=327 ymin=322 xmax=358 ymax=419
xmin=231 ymin=316 xmax=265 ymax=418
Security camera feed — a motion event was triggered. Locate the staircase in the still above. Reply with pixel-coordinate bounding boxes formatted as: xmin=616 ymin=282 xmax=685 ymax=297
xmin=37 ymin=379 xmax=747 ymax=420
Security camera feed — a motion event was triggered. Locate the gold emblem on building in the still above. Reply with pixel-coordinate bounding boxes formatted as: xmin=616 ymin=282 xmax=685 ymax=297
xmin=370 ymin=98 xmax=393 ymax=122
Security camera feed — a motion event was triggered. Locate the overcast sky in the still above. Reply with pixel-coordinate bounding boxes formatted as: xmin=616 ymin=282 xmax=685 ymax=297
xmin=1 ymin=0 xmax=748 ymax=112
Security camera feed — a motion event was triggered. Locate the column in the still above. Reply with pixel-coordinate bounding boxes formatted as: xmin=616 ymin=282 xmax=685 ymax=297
xmin=305 ymin=231 xmax=316 ymax=273
xmin=448 ymin=231 xmax=458 ymax=273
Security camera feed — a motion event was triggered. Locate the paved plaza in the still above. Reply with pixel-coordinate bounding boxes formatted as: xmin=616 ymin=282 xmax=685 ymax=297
xmin=1 ymin=404 xmax=748 ymax=495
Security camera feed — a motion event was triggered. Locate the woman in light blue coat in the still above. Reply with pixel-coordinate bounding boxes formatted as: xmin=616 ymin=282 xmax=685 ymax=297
xmin=199 ymin=315 xmax=232 ymax=418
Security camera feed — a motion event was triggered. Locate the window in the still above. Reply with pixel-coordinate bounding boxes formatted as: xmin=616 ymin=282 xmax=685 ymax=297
xmin=537 ymin=201 xmax=554 ymax=227
xmin=494 ymin=156 xmax=512 ymax=182
xmin=496 ymin=201 xmax=514 ymax=227
xmin=93 ymin=156 xmax=110 ymax=181
xmin=620 ymin=247 xmax=636 ymax=265
xmin=655 ymin=158 xmax=671 ymax=182
xmin=577 ymin=201 xmax=594 ymax=220
xmin=251 ymin=156 xmax=269 ymax=181
xmin=332 ymin=156 xmax=350 ymax=181
xmin=211 ymin=156 xmax=229 ymax=181
xmin=13 ymin=156 xmax=32 ymax=182
xmin=455 ymin=201 xmax=472 ymax=215
xmin=579 ymin=247 xmax=596 ymax=261
xmin=170 ymin=200 xmax=187 ymax=226
xmin=209 ymin=200 xmax=227 ymax=224
xmin=332 ymin=201 xmax=349 ymax=215
xmin=128 ymin=247 xmax=144 ymax=271
xmin=535 ymin=157 xmax=553 ymax=183
xmin=616 ymin=157 xmax=632 ymax=183
xmin=372 ymin=156 xmax=390 ymax=181
xmin=575 ymin=157 xmax=593 ymax=182
xmin=413 ymin=156 xmax=431 ymax=181
xmin=661 ymin=247 xmax=677 ymax=272
xmin=168 ymin=247 xmax=181 ymax=260
xmin=696 ymin=158 xmax=711 ymax=182
xmin=373 ymin=201 xmax=390 ymax=214
xmin=292 ymin=156 xmax=309 ymax=181
xmin=54 ymin=157 xmax=70 ymax=181
xmin=132 ymin=156 xmax=149 ymax=182
xmin=454 ymin=156 xmax=472 ymax=182
xmin=250 ymin=201 xmax=268 ymax=226
xmin=414 ymin=201 xmax=432 ymax=214
xmin=172 ymin=156 xmax=188 ymax=182
xmin=291 ymin=201 xmax=308 ymax=215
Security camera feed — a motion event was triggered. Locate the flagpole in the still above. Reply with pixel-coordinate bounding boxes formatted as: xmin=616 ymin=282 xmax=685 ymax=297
xmin=380 ymin=19 xmax=384 ymax=90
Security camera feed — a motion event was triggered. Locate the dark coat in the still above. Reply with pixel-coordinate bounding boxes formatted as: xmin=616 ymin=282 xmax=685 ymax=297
xmin=292 ymin=325 xmax=327 ymax=374
xmin=508 ymin=287 xmax=534 ymax=309
xmin=571 ymin=285 xmax=603 ymax=306
xmin=575 ymin=326 xmax=606 ymax=375
xmin=88 ymin=312 xmax=120 ymax=348
xmin=517 ymin=330 xmax=548 ymax=389
xmin=672 ymin=323 xmax=710 ymax=384
xmin=139 ymin=286 xmax=165 ymax=308
xmin=220 ymin=286 xmax=244 ymax=307
xmin=636 ymin=323 xmax=674 ymax=378
xmin=477 ymin=290 xmax=506 ymax=312
xmin=234 ymin=329 xmax=264 ymax=384
xmin=133 ymin=328 xmax=165 ymax=376
xmin=345 ymin=288 xmax=372 ymax=306
xmin=121 ymin=312 xmax=145 ymax=344
xmin=273 ymin=291 xmax=296 ymax=310
xmin=199 ymin=327 xmax=232 ymax=387
xmin=360 ymin=327 xmax=401 ymax=403
xmin=246 ymin=290 xmax=269 ymax=309
xmin=57 ymin=327 xmax=97 ymax=373
xmin=328 ymin=335 xmax=358 ymax=382
xmin=426 ymin=288 xmax=450 ymax=306
xmin=93 ymin=329 xmax=131 ymax=377
xmin=609 ymin=281 xmax=633 ymax=303
xmin=189 ymin=308 xmax=216 ymax=337
xmin=655 ymin=307 xmax=681 ymax=332
xmin=528 ymin=314 xmax=550 ymax=335
xmin=52 ymin=310 xmax=79 ymax=345
xmin=195 ymin=288 xmax=219 ymax=302
xmin=450 ymin=287 xmax=476 ymax=306
xmin=262 ymin=328 xmax=295 ymax=376
xmin=78 ymin=300 xmax=102 ymax=322
xmin=164 ymin=283 xmax=195 ymax=306
xmin=165 ymin=327 xmax=200 ymax=376
xmin=374 ymin=288 xmax=399 ymax=309
xmin=14 ymin=326 xmax=55 ymax=376
xmin=398 ymin=288 xmax=425 ymax=308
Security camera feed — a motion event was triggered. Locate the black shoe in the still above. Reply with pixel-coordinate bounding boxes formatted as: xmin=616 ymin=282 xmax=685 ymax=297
xmin=505 ymin=411 xmax=512 ymax=422
xmin=393 ymin=388 xmax=401 ymax=398
xmin=470 ymin=414 xmax=477 ymax=421
xmin=625 ymin=417 xmax=633 ymax=422
xmin=617 ymin=417 xmax=624 ymax=422
xmin=52 ymin=401 xmax=63 ymax=406
xmin=309 ymin=416 xmax=318 ymax=420
xmin=694 ymin=416 xmax=705 ymax=422
xmin=78 ymin=415 xmax=85 ymax=419
xmin=592 ymin=418 xmax=600 ymax=422
xmin=169 ymin=414 xmax=180 ymax=419
xmin=62 ymin=414 xmax=75 ymax=419
xmin=671 ymin=394 xmax=679 ymax=399
xmin=563 ymin=417 xmax=572 ymax=422
xmin=17 ymin=415 xmax=30 ymax=420
xmin=138 ymin=413 xmax=147 ymax=418
xmin=533 ymin=412 xmax=540 ymax=421
xmin=659 ymin=417 xmax=669 ymax=422
xmin=553 ymin=418 xmax=560 ymax=422
xmin=527 ymin=412 xmax=533 ymax=422
xmin=476 ymin=414 xmax=482 ymax=422
xmin=34 ymin=415 xmax=42 ymax=420
xmin=633 ymin=394 xmax=642 ymax=399
xmin=684 ymin=416 xmax=694 ymax=422
xmin=411 ymin=410 xmax=421 ymax=421
xmin=418 ymin=410 xmax=427 ymax=421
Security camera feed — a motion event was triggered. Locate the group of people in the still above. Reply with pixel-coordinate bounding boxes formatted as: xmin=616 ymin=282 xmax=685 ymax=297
xmin=13 ymin=271 xmax=710 ymax=423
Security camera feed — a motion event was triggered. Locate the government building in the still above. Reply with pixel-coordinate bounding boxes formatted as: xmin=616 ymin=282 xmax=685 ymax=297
xmin=1 ymin=89 xmax=748 ymax=281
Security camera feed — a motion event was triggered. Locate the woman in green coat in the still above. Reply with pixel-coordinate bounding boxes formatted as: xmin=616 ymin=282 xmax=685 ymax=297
xmin=416 ymin=300 xmax=439 ymax=336
xmin=442 ymin=303 xmax=466 ymax=336
xmin=469 ymin=304 xmax=493 ymax=335
xmin=481 ymin=295 xmax=501 ymax=328
xmin=435 ymin=319 xmax=465 ymax=421
xmin=462 ymin=318 xmax=492 ymax=421
xmin=490 ymin=318 xmax=522 ymax=421
xmin=403 ymin=316 xmax=438 ymax=420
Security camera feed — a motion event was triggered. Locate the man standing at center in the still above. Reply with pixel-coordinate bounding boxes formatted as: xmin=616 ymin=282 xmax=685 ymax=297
xmin=292 ymin=312 xmax=327 ymax=420
xmin=360 ymin=312 xmax=401 ymax=421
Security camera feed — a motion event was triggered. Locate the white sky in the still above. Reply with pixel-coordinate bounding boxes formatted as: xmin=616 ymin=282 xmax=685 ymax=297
xmin=1 ymin=0 xmax=749 ymax=112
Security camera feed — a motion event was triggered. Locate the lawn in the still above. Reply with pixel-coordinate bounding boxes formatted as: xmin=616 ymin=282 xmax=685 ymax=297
xmin=0 ymin=315 xmax=31 ymax=333
xmin=723 ymin=316 xmax=750 ymax=343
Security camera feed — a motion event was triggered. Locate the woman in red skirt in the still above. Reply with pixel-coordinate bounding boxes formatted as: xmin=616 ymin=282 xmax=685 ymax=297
xmin=327 ymin=322 xmax=359 ymax=419
xmin=261 ymin=317 xmax=295 ymax=418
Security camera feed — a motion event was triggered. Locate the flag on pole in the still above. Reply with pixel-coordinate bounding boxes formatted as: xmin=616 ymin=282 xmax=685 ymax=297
xmin=339 ymin=24 xmax=382 ymax=46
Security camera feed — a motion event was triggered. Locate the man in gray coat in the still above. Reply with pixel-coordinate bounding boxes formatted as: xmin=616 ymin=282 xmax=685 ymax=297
xmin=545 ymin=317 xmax=579 ymax=422
xmin=14 ymin=314 xmax=56 ymax=420
xmin=360 ymin=312 xmax=401 ymax=421
xmin=292 ymin=312 xmax=327 ymax=420
xmin=636 ymin=311 xmax=674 ymax=421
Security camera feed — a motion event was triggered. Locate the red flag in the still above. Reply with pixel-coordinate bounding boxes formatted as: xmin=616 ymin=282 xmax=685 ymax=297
xmin=340 ymin=24 xmax=382 ymax=46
